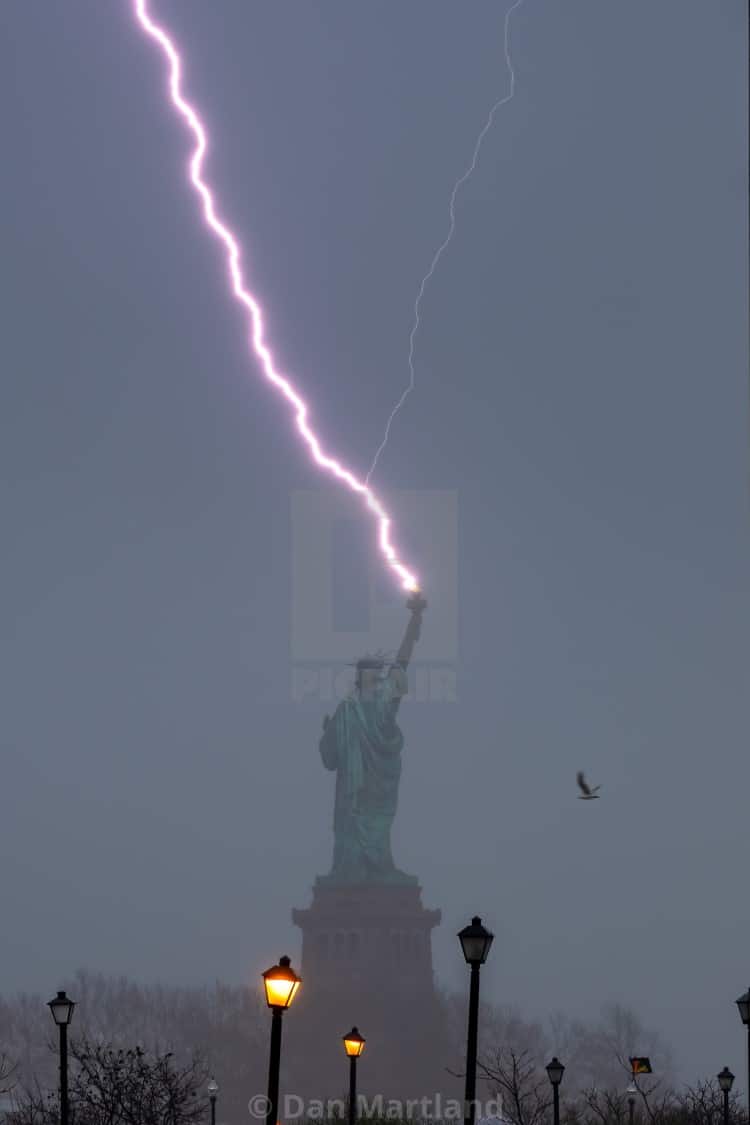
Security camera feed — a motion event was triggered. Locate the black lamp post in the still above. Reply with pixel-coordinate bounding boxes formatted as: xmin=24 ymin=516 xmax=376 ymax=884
xmin=718 ymin=1067 xmax=734 ymax=1125
xmin=47 ymin=991 xmax=75 ymax=1125
xmin=207 ymin=1077 xmax=219 ymax=1125
xmin=626 ymin=1083 xmax=637 ymax=1125
xmin=458 ymin=916 xmax=494 ymax=1125
xmin=546 ymin=1057 xmax=565 ymax=1125
xmin=262 ymin=956 xmax=301 ymax=1125
xmin=343 ymin=1027 xmax=365 ymax=1125
xmin=736 ymin=987 xmax=750 ymax=1114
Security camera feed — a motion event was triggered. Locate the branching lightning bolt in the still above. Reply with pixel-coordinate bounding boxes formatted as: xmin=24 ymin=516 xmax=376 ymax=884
xmin=366 ymin=0 xmax=525 ymax=485
xmin=131 ymin=0 xmax=418 ymax=592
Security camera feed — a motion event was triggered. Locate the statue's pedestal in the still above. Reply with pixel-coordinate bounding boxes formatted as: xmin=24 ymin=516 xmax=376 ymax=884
xmin=288 ymin=882 xmax=450 ymax=1103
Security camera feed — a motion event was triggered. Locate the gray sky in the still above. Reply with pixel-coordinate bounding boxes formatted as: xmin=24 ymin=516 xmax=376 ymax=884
xmin=1 ymin=0 xmax=748 ymax=1089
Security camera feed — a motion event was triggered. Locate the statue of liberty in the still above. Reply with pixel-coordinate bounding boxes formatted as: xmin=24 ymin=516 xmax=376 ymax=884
xmin=318 ymin=593 xmax=427 ymax=885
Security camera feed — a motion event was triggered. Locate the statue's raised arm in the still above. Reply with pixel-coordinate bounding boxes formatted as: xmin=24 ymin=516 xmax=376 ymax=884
xmin=395 ymin=591 xmax=427 ymax=671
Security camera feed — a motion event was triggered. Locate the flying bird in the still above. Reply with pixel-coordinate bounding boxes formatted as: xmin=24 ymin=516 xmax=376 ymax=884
xmin=576 ymin=771 xmax=601 ymax=799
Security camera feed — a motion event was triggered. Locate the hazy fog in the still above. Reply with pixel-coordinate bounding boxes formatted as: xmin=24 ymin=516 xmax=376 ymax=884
xmin=0 ymin=0 xmax=747 ymax=1090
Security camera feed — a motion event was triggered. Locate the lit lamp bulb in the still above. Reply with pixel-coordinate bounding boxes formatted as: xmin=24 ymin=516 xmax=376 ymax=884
xmin=262 ymin=956 xmax=301 ymax=1010
xmin=343 ymin=1028 xmax=366 ymax=1058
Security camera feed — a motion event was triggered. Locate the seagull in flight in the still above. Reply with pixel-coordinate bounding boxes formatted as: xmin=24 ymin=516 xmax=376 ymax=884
xmin=577 ymin=771 xmax=601 ymax=800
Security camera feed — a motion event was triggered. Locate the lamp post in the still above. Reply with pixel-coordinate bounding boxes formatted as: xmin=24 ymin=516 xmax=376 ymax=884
xmin=343 ymin=1027 xmax=365 ymax=1125
xmin=545 ymin=1057 xmax=565 ymax=1125
xmin=718 ymin=1067 xmax=734 ymax=1125
xmin=262 ymin=956 xmax=301 ymax=1125
xmin=207 ymin=1077 xmax=219 ymax=1125
xmin=626 ymin=1083 xmax=637 ymax=1125
xmin=47 ymin=991 xmax=75 ymax=1125
xmin=458 ymin=916 xmax=494 ymax=1125
xmin=736 ymin=988 xmax=750 ymax=1114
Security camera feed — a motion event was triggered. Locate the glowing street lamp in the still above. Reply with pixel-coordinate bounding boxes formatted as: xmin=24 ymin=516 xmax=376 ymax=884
xmin=458 ymin=916 xmax=494 ymax=1125
xmin=47 ymin=991 xmax=75 ymax=1125
xmin=343 ymin=1027 xmax=365 ymax=1125
xmin=262 ymin=956 xmax=301 ymax=1125
xmin=263 ymin=956 xmax=301 ymax=1010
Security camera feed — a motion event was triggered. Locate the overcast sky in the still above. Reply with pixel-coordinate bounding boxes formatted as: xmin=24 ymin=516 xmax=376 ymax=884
xmin=1 ymin=0 xmax=748 ymax=1089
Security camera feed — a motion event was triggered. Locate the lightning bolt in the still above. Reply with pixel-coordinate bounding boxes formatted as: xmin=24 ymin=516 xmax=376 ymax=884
xmin=366 ymin=0 xmax=526 ymax=485
xmin=131 ymin=0 xmax=418 ymax=593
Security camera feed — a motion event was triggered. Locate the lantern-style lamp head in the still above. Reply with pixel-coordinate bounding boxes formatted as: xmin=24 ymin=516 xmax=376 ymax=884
xmin=262 ymin=956 xmax=301 ymax=1010
xmin=736 ymin=989 xmax=750 ymax=1026
xmin=458 ymin=916 xmax=494 ymax=966
xmin=626 ymin=1084 xmax=637 ymax=1100
xmin=717 ymin=1068 xmax=735 ymax=1094
xmin=47 ymin=991 xmax=75 ymax=1027
xmin=343 ymin=1027 xmax=366 ymax=1058
xmin=545 ymin=1057 xmax=565 ymax=1088
xmin=207 ymin=1078 xmax=219 ymax=1099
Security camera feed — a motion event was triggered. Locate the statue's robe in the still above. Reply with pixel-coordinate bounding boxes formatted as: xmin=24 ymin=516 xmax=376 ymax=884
xmin=319 ymin=666 xmax=413 ymax=883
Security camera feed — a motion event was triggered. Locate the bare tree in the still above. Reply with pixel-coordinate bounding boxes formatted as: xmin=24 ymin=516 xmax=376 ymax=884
xmin=551 ymin=1004 xmax=673 ymax=1098
xmin=478 ymin=1048 xmax=552 ymax=1125
xmin=577 ymin=1084 xmax=630 ymax=1125
xmin=462 ymin=998 xmax=680 ymax=1125
xmin=0 ymin=972 xmax=267 ymax=1124
xmin=668 ymin=1078 xmax=749 ymax=1125
xmin=5 ymin=1038 xmax=206 ymax=1125
xmin=557 ymin=1077 xmax=749 ymax=1125
xmin=0 ymin=1054 xmax=16 ymax=1098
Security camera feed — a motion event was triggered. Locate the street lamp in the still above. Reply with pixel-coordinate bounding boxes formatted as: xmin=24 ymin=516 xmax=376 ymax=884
xmin=736 ymin=989 xmax=750 ymax=1115
xmin=458 ymin=916 xmax=494 ymax=1125
xmin=626 ymin=1083 xmax=637 ymax=1125
xmin=717 ymin=1067 xmax=734 ymax=1125
xmin=207 ymin=1077 xmax=219 ymax=1125
xmin=262 ymin=956 xmax=301 ymax=1125
xmin=343 ymin=1027 xmax=365 ymax=1125
xmin=546 ymin=1057 xmax=565 ymax=1125
xmin=47 ymin=991 xmax=75 ymax=1125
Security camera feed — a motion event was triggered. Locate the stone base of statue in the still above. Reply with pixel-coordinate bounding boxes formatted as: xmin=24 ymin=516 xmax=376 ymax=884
xmin=287 ymin=880 xmax=451 ymax=1103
